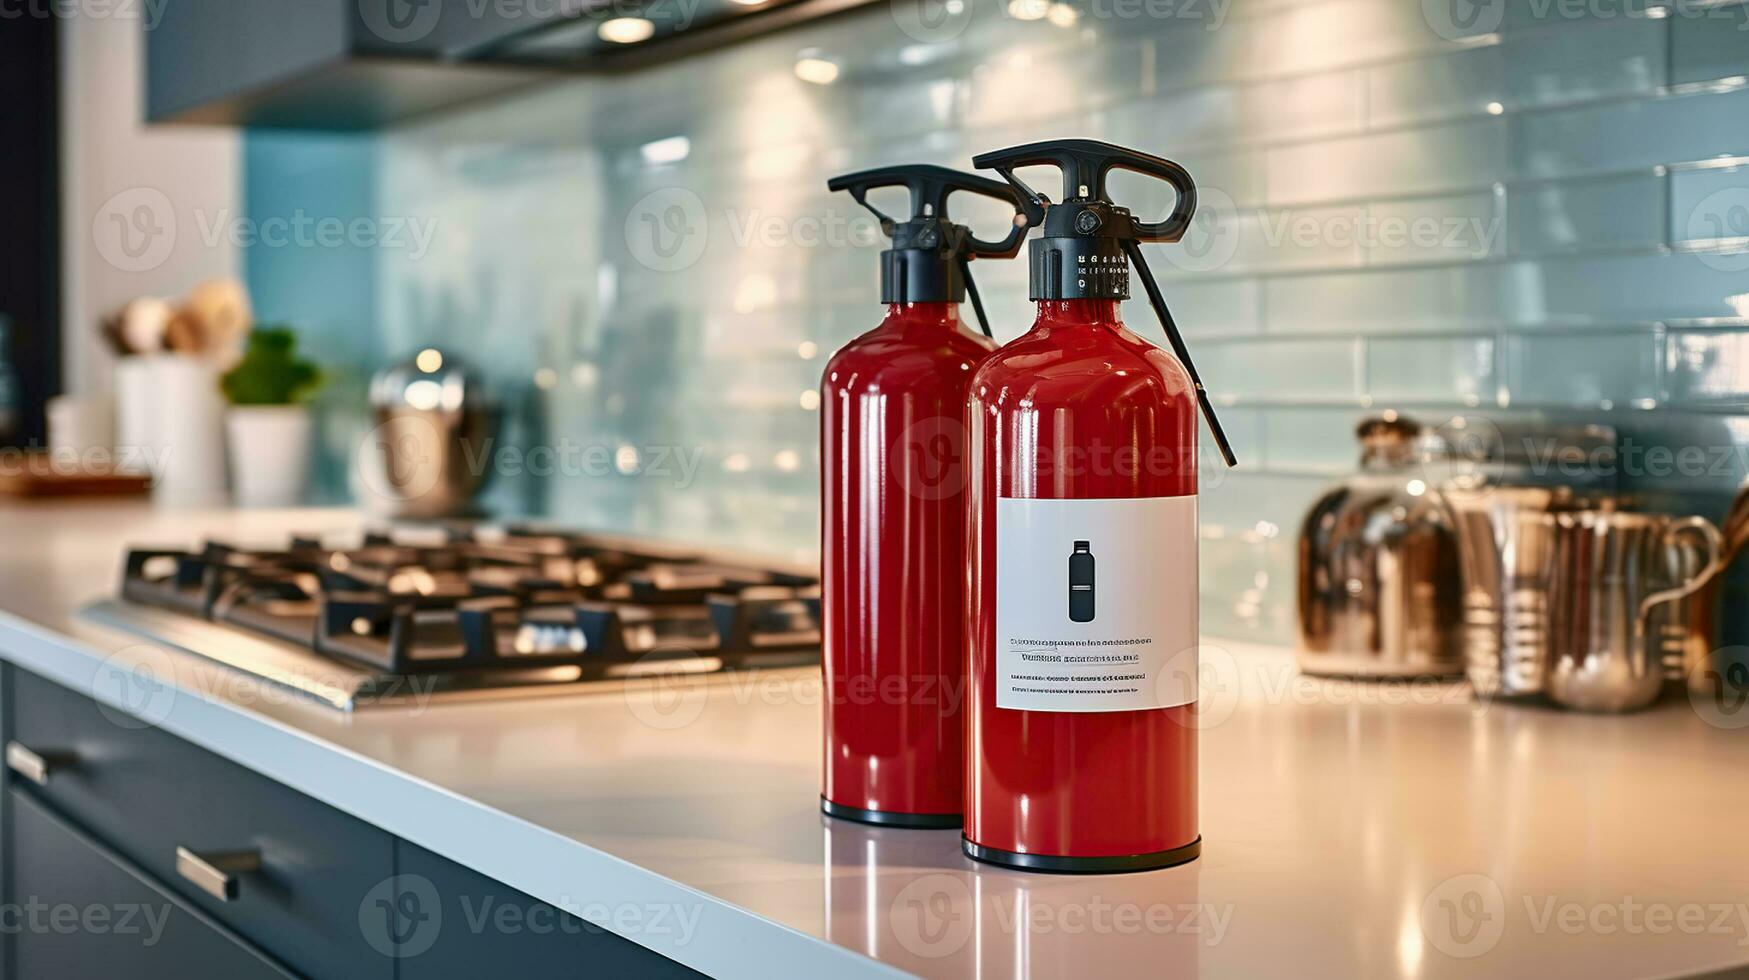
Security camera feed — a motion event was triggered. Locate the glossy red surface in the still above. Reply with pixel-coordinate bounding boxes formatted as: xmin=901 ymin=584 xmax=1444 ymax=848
xmin=966 ymin=299 xmax=1200 ymax=858
xmin=820 ymin=302 xmax=996 ymax=818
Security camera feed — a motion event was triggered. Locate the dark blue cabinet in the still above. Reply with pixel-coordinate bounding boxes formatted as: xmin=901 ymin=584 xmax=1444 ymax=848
xmin=390 ymin=840 xmax=705 ymax=979
xmin=9 ymin=789 xmax=296 ymax=979
xmin=0 ymin=664 xmax=711 ymax=979
xmin=7 ymin=665 xmax=394 ymax=980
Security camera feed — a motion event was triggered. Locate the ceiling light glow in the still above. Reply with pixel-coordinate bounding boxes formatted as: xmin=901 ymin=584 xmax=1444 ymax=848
xmin=598 ymin=17 xmax=655 ymax=44
xmin=794 ymin=50 xmax=840 ymax=85
xmin=639 ymin=135 xmax=692 ymax=166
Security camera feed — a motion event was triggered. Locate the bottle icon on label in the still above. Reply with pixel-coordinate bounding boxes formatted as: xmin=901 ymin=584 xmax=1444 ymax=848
xmin=1068 ymin=540 xmax=1095 ymax=623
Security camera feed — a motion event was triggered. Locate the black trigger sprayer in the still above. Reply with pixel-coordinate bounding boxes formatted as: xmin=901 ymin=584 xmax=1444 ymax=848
xmin=971 ymin=139 xmax=1238 ymax=467
xmin=826 ymin=165 xmax=1028 ymax=337
xmin=815 ymin=165 xmax=1027 ymax=827
xmin=960 ymin=139 xmax=1229 ymax=875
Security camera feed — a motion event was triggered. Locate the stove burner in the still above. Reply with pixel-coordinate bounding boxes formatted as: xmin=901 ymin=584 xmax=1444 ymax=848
xmin=119 ymin=525 xmax=821 ymax=681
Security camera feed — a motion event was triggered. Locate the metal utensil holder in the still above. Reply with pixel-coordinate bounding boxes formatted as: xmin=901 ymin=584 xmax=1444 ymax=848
xmin=1448 ymin=483 xmax=1725 ymax=711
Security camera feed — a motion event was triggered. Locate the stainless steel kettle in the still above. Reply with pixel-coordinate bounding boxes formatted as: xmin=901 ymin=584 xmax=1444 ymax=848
xmin=352 ymin=350 xmax=497 ymax=518
xmin=1295 ymin=415 xmax=1464 ymax=678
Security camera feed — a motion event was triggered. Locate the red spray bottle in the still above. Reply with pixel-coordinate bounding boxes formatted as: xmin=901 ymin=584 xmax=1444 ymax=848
xmin=819 ymin=166 xmax=1026 ymax=826
xmin=962 ymin=140 xmax=1238 ymax=871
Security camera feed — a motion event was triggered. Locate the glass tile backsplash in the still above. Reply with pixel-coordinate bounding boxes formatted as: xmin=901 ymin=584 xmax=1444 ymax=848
xmin=245 ymin=0 xmax=1749 ymax=645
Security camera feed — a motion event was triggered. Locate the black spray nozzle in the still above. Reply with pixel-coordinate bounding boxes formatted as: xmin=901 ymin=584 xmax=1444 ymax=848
xmin=972 ymin=139 xmax=1237 ymax=469
xmin=971 ymin=139 xmax=1196 ymax=243
xmin=827 ymin=164 xmax=1028 ymax=336
xmin=827 ymin=164 xmax=1028 ymax=258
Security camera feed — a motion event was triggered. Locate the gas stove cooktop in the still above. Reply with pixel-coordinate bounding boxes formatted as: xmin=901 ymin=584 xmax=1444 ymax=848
xmin=80 ymin=525 xmax=821 ymax=711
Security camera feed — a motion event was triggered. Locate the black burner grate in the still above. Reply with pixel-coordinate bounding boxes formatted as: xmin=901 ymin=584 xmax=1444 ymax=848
xmin=119 ymin=526 xmax=821 ymax=677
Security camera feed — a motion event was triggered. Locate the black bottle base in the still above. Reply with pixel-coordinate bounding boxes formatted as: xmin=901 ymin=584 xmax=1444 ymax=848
xmin=821 ymin=797 xmax=962 ymax=829
xmin=962 ymin=835 xmax=1201 ymax=874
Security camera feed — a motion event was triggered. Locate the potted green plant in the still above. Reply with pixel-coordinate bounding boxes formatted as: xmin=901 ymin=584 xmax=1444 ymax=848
xmin=220 ymin=327 xmax=321 ymax=507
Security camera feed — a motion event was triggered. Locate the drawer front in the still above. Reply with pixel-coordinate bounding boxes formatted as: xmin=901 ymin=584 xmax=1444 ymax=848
xmin=10 ymin=788 xmax=297 ymax=980
xmin=394 ymin=840 xmax=707 ymax=979
xmin=6 ymin=665 xmax=394 ymax=980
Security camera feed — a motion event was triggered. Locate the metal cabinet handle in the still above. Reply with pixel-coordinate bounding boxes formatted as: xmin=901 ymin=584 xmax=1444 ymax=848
xmin=5 ymin=741 xmax=57 ymax=786
xmin=175 ymin=847 xmax=262 ymax=902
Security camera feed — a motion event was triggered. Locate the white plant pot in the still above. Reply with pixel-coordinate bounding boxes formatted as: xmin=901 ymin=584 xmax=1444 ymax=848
xmin=112 ymin=355 xmax=159 ymax=475
xmin=151 ymin=354 xmax=229 ymax=508
xmin=226 ymin=405 xmax=312 ymax=508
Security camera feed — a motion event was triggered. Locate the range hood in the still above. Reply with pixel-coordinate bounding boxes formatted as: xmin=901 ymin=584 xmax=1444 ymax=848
xmin=463 ymin=0 xmax=874 ymax=69
xmin=147 ymin=0 xmax=875 ymax=130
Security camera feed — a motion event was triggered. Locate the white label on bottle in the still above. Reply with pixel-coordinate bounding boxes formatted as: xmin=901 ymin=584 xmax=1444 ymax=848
xmin=995 ymin=495 xmax=1199 ymax=713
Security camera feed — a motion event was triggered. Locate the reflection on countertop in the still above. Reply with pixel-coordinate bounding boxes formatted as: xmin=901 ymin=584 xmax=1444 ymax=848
xmin=0 ymin=502 xmax=1745 ymax=979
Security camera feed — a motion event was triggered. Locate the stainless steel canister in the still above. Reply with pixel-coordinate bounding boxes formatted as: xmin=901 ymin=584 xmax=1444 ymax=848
xmin=1443 ymin=485 xmax=1576 ymax=700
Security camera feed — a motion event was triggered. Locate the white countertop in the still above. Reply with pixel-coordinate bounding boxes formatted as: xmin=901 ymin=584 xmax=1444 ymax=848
xmin=1 ymin=501 xmax=1746 ymax=979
